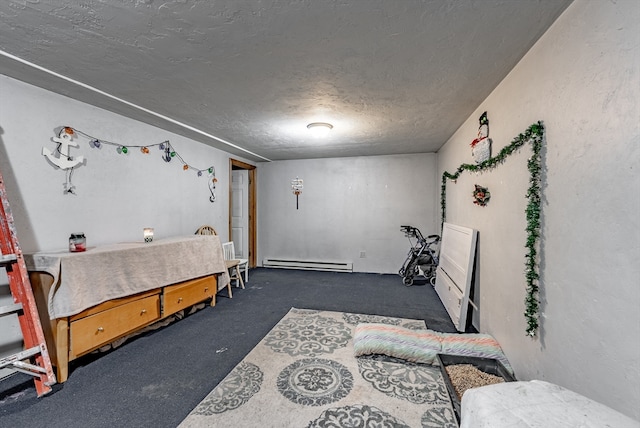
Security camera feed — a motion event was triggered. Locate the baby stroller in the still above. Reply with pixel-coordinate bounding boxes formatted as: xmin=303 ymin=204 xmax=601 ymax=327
xmin=398 ymin=225 xmax=440 ymax=286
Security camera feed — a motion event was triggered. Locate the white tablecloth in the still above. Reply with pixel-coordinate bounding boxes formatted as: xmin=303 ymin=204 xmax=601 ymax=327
xmin=25 ymin=235 xmax=230 ymax=319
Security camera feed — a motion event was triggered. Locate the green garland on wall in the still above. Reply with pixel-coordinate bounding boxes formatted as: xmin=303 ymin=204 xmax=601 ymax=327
xmin=441 ymin=121 xmax=544 ymax=337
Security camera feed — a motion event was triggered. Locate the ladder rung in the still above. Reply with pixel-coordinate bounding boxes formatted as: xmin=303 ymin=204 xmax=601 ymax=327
xmin=0 ymin=302 xmax=23 ymax=316
xmin=11 ymin=360 xmax=48 ymax=375
xmin=0 ymin=253 xmax=18 ymax=266
xmin=0 ymin=345 xmax=43 ymax=370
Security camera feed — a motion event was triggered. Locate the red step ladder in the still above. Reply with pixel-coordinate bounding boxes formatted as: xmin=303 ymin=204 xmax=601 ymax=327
xmin=0 ymin=169 xmax=56 ymax=396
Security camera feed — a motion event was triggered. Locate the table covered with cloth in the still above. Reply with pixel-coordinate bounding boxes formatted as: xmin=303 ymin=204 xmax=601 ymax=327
xmin=25 ymin=235 xmax=230 ymax=319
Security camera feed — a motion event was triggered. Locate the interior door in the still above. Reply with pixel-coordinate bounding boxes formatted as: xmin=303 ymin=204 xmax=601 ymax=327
xmin=231 ymin=170 xmax=249 ymax=258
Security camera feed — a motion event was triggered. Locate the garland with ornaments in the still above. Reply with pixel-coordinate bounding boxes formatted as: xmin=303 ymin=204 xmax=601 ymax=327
xmin=441 ymin=121 xmax=544 ymax=337
xmin=42 ymin=127 xmax=217 ymax=202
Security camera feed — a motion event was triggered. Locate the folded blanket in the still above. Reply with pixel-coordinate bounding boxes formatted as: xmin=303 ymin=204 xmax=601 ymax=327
xmin=353 ymin=323 xmax=513 ymax=374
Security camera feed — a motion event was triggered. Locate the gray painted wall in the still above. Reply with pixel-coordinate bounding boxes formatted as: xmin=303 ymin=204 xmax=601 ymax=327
xmin=257 ymin=154 xmax=439 ymax=274
xmin=437 ymin=0 xmax=639 ymax=420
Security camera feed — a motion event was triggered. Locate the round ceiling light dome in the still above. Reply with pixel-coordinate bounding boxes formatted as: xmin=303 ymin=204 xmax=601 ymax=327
xmin=307 ymin=122 xmax=333 ymax=137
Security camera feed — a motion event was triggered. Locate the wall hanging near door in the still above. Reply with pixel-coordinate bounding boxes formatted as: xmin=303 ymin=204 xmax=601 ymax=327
xmin=42 ymin=126 xmax=217 ymax=201
xmin=441 ymin=121 xmax=544 ymax=338
xmin=291 ymin=177 xmax=303 ymax=209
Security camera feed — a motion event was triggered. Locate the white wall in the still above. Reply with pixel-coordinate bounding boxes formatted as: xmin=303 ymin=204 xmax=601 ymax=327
xmin=257 ymin=154 xmax=439 ymax=274
xmin=0 ymin=75 xmax=242 ymax=250
xmin=0 ymin=75 xmax=251 ymax=374
xmin=437 ymin=0 xmax=639 ymax=420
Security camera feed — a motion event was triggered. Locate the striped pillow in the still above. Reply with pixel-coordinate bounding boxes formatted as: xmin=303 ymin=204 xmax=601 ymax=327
xmin=353 ymin=323 xmax=443 ymax=364
xmin=353 ymin=323 xmax=513 ymax=374
xmin=440 ymin=333 xmax=513 ymax=374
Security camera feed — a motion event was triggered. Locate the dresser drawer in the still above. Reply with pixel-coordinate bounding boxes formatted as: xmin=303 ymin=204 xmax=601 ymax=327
xmin=70 ymin=294 xmax=161 ymax=357
xmin=163 ymin=275 xmax=215 ymax=315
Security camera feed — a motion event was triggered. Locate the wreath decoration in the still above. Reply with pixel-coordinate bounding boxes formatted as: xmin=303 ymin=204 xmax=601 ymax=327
xmin=473 ymin=185 xmax=491 ymax=206
xmin=441 ymin=121 xmax=544 ymax=337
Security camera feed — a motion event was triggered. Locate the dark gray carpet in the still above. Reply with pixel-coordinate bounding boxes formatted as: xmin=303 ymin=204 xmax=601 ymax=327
xmin=0 ymin=268 xmax=456 ymax=428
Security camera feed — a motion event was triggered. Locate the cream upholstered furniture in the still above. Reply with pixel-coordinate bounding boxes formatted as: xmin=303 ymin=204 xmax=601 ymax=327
xmin=25 ymin=235 xmax=229 ymax=383
xmin=225 ymin=240 xmax=248 ymax=283
xmin=222 ymin=242 xmax=245 ymax=292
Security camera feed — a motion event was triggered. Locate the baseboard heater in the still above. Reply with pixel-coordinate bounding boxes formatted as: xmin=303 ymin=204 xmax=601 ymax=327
xmin=262 ymin=258 xmax=353 ymax=273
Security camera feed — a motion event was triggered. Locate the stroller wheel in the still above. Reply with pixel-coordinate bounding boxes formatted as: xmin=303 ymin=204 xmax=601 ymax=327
xmin=403 ymin=276 xmax=414 ymax=286
xmin=430 ymin=276 xmax=436 ymax=286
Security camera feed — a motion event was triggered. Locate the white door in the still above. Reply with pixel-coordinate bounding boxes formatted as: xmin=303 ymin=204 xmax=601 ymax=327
xmin=231 ymin=170 xmax=249 ymax=258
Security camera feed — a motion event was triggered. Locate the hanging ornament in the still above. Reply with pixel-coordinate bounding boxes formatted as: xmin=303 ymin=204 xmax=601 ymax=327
xmin=48 ymin=127 xmax=218 ymax=201
xmin=162 ymin=144 xmax=172 ymax=162
xmin=473 ymin=184 xmax=491 ymax=206
xmin=291 ymin=177 xmax=303 ymax=209
xmin=42 ymin=127 xmax=85 ymax=170
xmin=471 ymin=111 xmax=492 ymax=164
xmin=64 ymin=168 xmax=76 ymax=195
xmin=208 ymin=173 xmax=217 ymax=203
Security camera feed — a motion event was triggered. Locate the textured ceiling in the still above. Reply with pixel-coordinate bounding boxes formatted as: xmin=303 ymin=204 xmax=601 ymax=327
xmin=0 ymin=0 xmax=571 ymax=162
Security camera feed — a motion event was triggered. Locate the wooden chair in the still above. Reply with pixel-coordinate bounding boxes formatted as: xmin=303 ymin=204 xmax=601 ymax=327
xmin=195 ymin=225 xmax=217 ymax=235
xmin=195 ymin=225 xmax=234 ymax=297
xmin=225 ymin=241 xmax=248 ymax=283
xmin=222 ymin=242 xmax=245 ymax=292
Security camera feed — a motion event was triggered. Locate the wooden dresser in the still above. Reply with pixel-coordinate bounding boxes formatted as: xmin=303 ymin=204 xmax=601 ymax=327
xmin=30 ymin=273 xmax=216 ymax=382
xmin=26 ymin=236 xmax=227 ymax=382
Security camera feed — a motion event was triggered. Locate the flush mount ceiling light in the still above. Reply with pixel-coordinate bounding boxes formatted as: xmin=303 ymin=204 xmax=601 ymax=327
xmin=307 ymin=122 xmax=333 ymax=137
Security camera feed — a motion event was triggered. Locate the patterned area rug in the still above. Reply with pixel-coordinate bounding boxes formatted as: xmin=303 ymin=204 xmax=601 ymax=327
xmin=179 ymin=308 xmax=457 ymax=427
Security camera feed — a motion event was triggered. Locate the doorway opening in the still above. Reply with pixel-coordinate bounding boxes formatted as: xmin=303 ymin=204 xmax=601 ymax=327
xmin=229 ymin=159 xmax=256 ymax=268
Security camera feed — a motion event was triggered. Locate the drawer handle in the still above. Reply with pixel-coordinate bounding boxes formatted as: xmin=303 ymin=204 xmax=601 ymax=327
xmin=204 ymin=288 xmax=209 ymax=292
xmin=177 ymin=297 xmax=183 ymax=303
xmin=140 ymin=309 xmax=147 ymax=315
xmin=97 ymin=327 xmax=104 ymax=333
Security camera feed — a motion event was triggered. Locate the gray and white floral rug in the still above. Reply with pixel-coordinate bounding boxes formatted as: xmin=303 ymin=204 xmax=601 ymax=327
xmin=179 ymin=308 xmax=457 ymax=427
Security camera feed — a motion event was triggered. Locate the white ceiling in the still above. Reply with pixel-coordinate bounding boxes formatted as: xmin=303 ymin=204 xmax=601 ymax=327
xmin=0 ymin=0 xmax=571 ymax=162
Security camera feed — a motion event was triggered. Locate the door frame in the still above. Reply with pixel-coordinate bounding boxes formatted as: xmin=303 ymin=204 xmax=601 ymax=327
xmin=229 ymin=158 xmax=256 ymax=267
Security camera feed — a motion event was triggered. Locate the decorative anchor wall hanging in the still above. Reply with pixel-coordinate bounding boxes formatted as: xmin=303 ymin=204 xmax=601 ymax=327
xmin=291 ymin=177 xmax=303 ymax=209
xmin=42 ymin=127 xmax=85 ymax=194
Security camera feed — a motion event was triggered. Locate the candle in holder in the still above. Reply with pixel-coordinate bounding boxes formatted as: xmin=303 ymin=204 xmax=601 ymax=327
xmin=143 ymin=228 xmax=154 ymax=243
xmin=69 ymin=233 xmax=86 ymax=252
